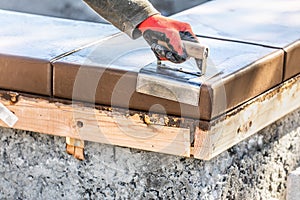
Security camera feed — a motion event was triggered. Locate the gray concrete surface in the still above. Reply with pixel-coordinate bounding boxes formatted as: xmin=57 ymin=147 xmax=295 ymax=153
xmin=0 ymin=0 xmax=106 ymax=23
xmin=287 ymin=167 xmax=300 ymax=200
xmin=0 ymin=108 xmax=300 ymax=199
xmin=0 ymin=0 xmax=208 ymax=22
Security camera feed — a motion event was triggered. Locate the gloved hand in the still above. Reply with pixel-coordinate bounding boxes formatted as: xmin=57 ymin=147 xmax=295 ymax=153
xmin=138 ymin=14 xmax=198 ymax=63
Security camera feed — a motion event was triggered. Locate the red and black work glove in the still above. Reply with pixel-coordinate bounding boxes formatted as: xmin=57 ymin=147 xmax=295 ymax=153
xmin=138 ymin=14 xmax=198 ymax=63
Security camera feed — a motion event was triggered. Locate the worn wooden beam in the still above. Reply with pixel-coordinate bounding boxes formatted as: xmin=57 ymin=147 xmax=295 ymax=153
xmin=194 ymin=73 xmax=300 ymax=160
xmin=0 ymin=92 xmax=190 ymax=157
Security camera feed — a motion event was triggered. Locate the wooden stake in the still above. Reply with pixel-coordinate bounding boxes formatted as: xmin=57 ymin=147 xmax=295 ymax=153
xmin=66 ymin=137 xmax=85 ymax=160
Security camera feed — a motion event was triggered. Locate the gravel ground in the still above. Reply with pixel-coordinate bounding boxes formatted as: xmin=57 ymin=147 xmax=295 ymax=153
xmin=0 ymin=108 xmax=300 ymax=199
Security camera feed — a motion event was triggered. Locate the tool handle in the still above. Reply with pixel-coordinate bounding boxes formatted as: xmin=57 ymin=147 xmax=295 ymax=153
xmin=182 ymin=40 xmax=209 ymax=60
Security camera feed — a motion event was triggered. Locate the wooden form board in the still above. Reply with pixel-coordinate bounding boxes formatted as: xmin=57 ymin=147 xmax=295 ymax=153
xmin=0 ymin=73 xmax=300 ymax=159
xmin=0 ymin=92 xmax=190 ymax=157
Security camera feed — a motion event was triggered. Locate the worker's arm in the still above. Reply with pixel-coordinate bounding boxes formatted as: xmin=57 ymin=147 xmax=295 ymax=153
xmin=83 ymin=0 xmax=198 ymax=63
xmin=84 ymin=0 xmax=158 ymax=39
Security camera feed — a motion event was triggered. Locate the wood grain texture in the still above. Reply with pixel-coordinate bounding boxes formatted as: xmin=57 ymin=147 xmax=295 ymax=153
xmin=0 ymin=93 xmax=190 ymax=157
xmin=194 ymin=74 xmax=300 ymax=160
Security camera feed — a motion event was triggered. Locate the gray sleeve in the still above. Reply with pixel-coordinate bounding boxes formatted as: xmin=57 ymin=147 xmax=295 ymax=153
xmin=83 ymin=0 xmax=159 ymax=39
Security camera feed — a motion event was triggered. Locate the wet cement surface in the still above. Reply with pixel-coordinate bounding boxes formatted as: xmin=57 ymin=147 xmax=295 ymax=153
xmin=172 ymin=0 xmax=300 ymax=80
xmin=53 ymin=33 xmax=283 ymax=120
xmin=0 ymin=0 xmax=209 ymax=21
xmin=0 ymin=9 xmax=118 ymax=95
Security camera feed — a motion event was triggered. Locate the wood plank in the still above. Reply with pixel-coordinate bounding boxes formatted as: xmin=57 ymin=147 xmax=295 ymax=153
xmin=194 ymin=73 xmax=300 ymax=160
xmin=0 ymin=92 xmax=190 ymax=157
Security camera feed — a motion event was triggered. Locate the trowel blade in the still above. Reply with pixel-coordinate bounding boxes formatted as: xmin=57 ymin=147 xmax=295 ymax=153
xmin=136 ymin=60 xmax=205 ymax=106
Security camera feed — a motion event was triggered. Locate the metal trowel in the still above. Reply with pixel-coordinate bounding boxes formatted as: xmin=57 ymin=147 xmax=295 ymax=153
xmin=136 ymin=40 xmax=209 ymax=106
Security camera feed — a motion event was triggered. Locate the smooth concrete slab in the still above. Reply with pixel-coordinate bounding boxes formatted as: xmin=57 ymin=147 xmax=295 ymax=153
xmin=173 ymin=0 xmax=300 ymax=80
xmin=0 ymin=9 xmax=118 ymax=95
xmin=53 ymin=33 xmax=283 ymax=120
